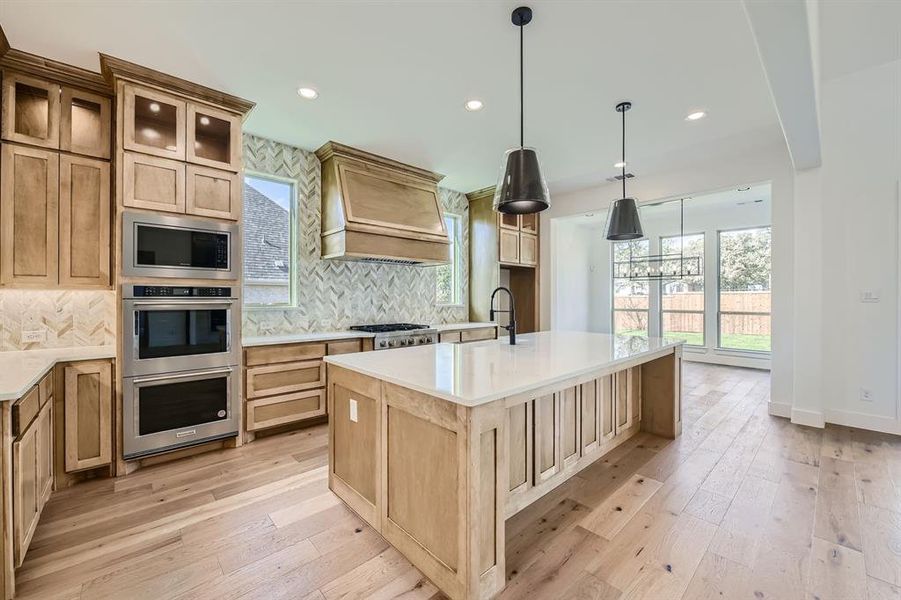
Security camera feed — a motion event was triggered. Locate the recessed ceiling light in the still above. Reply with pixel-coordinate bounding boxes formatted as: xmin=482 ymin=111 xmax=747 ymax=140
xmin=737 ymin=186 xmax=750 ymax=191
xmin=464 ymin=99 xmax=484 ymax=112
xmin=685 ymin=110 xmax=707 ymax=121
xmin=148 ymin=102 xmax=160 ymax=113
xmin=613 ymin=161 xmax=627 ymax=169
xmin=297 ymin=87 xmax=319 ymax=100
xmin=199 ymin=116 xmax=210 ymax=126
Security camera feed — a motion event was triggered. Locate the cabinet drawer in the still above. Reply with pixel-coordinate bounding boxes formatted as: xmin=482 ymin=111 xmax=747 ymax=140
xmin=245 ymin=360 xmax=325 ymax=399
xmin=38 ymin=372 xmax=53 ymax=407
xmin=461 ymin=328 xmax=496 ymax=343
xmin=12 ymin=386 xmax=40 ymax=438
xmin=244 ymin=343 xmax=326 ymax=367
xmin=439 ymin=331 xmax=461 ymax=344
xmin=327 ymin=339 xmax=362 ymax=356
xmin=246 ymin=389 xmax=325 ymax=431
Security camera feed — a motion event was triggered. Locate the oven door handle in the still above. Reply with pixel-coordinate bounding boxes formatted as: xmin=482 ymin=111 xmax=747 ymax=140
xmin=128 ymin=300 xmax=235 ymax=307
xmin=132 ymin=367 xmax=234 ymax=385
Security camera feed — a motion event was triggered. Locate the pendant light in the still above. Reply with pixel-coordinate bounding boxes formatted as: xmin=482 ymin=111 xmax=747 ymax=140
xmin=605 ymin=102 xmax=644 ymax=240
xmin=493 ymin=6 xmax=550 ymax=215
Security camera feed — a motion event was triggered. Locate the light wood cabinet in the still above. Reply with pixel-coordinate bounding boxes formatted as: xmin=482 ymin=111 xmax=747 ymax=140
xmin=520 ymin=233 xmax=538 ymax=266
xmin=533 ymin=393 xmax=560 ymax=484
xmin=12 ymin=422 xmax=38 ymax=567
xmin=520 ymin=212 xmax=538 ymax=234
xmin=599 ymin=374 xmax=616 ymax=443
xmin=243 ymin=339 xmax=367 ymax=434
xmin=60 ymin=88 xmax=111 ymax=159
xmin=615 ymin=368 xmax=639 ymax=434
xmin=185 ymin=164 xmax=240 ymax=220
xmin=1 ymin=72 xmax=60 ymax=149
xmin=499 ymin=212 xmax=519 ymax=231
xmin=245 ymin=360 xmax=325 ymax=399
xmin=11 ymin=389 xmax=52 ymax=568
xmin=186 ymin=103 xmax=241 ymax=171
xmin=498 ymin=228 xmax=520 ymax=264
xmin=561 ymin=386 xmax=580 ymax=468
xmin=439 ymin=331 xmax=462 ymax=344
xmin=246 ymin=389 xmax=325 ymax=431
xmin=438 ymin=327 xmax=497 ymax=344
xmin=123 ymin=83 xmax=186 ymax=160
xmin=59 ymin=155 xmax=110 ymax=287
xmin=123 ymin=152 xmax=185 ymax=213
xmin=64 ymin=361 xmax=112 ymax=472
xmin=0 ymin=144 xmax=59 ymax=286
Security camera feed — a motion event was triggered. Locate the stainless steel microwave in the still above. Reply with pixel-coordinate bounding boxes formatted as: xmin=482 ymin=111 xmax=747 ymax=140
xmin=123 ymin=212 xmax=238 ymax=280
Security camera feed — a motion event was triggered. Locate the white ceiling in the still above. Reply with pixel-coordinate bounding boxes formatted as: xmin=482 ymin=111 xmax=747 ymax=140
xmin=1 ymin=0 xmax=782 ymax=193
xmin=818 ymin=0 xmax=901 ymax=82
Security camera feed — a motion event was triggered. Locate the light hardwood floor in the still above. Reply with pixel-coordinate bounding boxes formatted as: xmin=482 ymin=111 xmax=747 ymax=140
xmin=14 ymin=363 xmax=901 ymax=600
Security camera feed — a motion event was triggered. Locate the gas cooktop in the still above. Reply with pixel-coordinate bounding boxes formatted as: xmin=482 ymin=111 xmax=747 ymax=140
xmin=350 ymin=323 xmax=429 ymax=333
xmin=350 ymin=323 xmax=437 ymax=350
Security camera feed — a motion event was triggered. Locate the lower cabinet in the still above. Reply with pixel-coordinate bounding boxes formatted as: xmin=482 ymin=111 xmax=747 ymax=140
xmin=244 ymin=338 xmax=366 ymax=434
xmin=438 ymin=327 xmax=498 ymax=344
xmin=11 ymin=375 xmax=53 ymax=567
xmin=506 ymin=366 xmax=642 ymax=500
xmin=63 ymin=360 xmax=112 ymax=472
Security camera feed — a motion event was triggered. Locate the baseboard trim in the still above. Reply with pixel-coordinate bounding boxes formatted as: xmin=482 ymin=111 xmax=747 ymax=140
xmin=791 ymin=407 xmax=825 ymax=428
xmin=682 ymin=351 xmax=770 ymax=370
xmin=768 ymin=401 xmax=792 ymax=418
xmin=825 ymin=409 xmax=901 ymax=435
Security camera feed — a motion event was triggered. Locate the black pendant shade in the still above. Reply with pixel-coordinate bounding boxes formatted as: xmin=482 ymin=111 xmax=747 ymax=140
xmin=605 ymin=197 xmax=644 ymax=240
xmin=494 ymin=6 xmax=550 ymax=215
xmin=494 ymin=147 xmax=550 ymax=214
xmin=606 ymin=101 xmax=644 ymax=240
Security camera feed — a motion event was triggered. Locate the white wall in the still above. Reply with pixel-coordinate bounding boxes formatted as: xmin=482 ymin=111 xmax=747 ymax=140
xmin=813 ymin=58 xmax=901 ymax=432
xmin=550 ymin=220 xmax=593 ymax=331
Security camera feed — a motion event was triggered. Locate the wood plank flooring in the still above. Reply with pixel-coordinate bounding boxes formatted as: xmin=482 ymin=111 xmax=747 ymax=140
xmin=15 ymin=363 xmax=901 ymax=600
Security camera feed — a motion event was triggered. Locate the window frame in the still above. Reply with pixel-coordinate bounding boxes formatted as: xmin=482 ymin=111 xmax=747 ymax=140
xmin=658 ymin=232 xmax=706 ymax=347
xmin=242 ymin=170 xmax=298 ymax=309
xmin=611 ymin=239 xmax=651 ymax=337
xmin=435 ymin=212 xmax=463 ymax=306
xmin=715 ymin=225 xmax=772 ymax=354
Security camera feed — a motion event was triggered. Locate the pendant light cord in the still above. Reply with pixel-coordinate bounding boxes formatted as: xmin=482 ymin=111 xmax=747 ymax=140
xmin=621 ymin=106 xmax=626 ymax=198
xmin=520 ymin=20 xmax=524 ymax=148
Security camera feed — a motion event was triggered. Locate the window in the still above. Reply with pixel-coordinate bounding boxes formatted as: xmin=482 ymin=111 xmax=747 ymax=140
xmin=660 ymin=234 xmax=705 ymax=346
xmin=243 ymin=173 xmax=295 ymax=306
xmin=436 ymin=214 xmax=462 ymax=305
xmin=612 ymin=239 xmax=650 ymax=336
xmin=718 ymin=227 xmax=771 ymax=351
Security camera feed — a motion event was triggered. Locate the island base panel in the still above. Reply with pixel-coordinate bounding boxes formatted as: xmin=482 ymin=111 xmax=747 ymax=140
xmin=327 ymin=346 xmax=681 ymax=600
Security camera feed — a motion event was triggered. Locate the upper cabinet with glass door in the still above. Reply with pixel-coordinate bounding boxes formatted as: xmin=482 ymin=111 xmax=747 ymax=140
xmin=123 ymin=83 xmax=186 ymax=160
xmin=1 ymin=72 xmax=61 ymax=149
xmin=187 ymin=103 xmax=241 ymax=172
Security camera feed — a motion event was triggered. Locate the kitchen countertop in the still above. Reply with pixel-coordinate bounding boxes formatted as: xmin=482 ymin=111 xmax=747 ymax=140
xmin=324 ymin=331 xmax=683 ymax=407
xmin=0 ymin=346 xmax=116 ymax=402
xmin=242 ymin=323 xmax=498 ymax=347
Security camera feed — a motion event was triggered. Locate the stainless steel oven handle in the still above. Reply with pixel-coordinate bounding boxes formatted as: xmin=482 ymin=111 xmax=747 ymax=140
xmin=129 ymin=300 xmax=236 ymax=307
xmin=132 ymin=367 xmax=234 ymax=385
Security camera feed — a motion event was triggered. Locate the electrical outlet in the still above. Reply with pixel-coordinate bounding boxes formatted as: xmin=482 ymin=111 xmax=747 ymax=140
xmin=349 ymin=398 xmax=358 ymax=423
xmin=860 ymin=388 xmax=873 ymax=403
xmin=21 ymin=328 xmax=46 ymax=343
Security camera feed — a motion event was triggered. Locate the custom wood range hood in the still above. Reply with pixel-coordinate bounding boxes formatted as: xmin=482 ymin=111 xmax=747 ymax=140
xmin=316 ymin=141 xmax=450 ymax=266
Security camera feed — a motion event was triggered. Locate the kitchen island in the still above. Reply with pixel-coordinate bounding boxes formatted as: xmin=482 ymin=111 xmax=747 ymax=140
xmin=324 ymin=331 xmax=683 ymax=600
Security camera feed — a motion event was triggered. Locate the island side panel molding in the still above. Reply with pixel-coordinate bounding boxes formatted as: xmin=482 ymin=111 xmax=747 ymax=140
xmin=639 ymin=345 xmax=683 ymax=438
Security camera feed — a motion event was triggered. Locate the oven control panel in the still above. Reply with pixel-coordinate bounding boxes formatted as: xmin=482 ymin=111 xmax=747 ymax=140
xmin=131 ymin=286 xmax=233 ymax=298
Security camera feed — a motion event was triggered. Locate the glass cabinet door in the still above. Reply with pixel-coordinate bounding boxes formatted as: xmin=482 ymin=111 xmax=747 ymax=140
xmin=124 ymin=84 xmax=186 ymax=160
xmin=520 ymin=212 xmax=538 ymax=234
xmin=187 ymin=103 xmax=240 ymax=171
xmin=60 ymin=88 xmax=111 ymax=159
xmin=499 ymin=212 xmax=519 ymax=230
xmin=1 ymin=72 xmax=60 ymax=149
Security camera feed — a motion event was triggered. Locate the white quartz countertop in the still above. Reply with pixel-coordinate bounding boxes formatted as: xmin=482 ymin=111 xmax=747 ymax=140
xmin=0 ymin=346 xmax=116 ymax=402
xmin=242 ymin=323 xmax=498 ymax=347
xmin=432 ymin=322 xmax=497 ymax=332
xmin=324 ymin=331 xmax=682 ymax=406
xmin=242 ymin=330 xmax=375 ymax=347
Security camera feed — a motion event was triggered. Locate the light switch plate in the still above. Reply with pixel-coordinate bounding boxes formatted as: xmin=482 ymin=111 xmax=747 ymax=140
xmin=349 ymin=398 xmax=358 ymax=422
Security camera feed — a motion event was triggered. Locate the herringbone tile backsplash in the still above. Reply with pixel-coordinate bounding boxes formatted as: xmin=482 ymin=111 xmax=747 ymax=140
xmin=0 ymin=290 xmax=116 ymax=351
xmin=242 ymin=134 xmax=470 ymax=337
